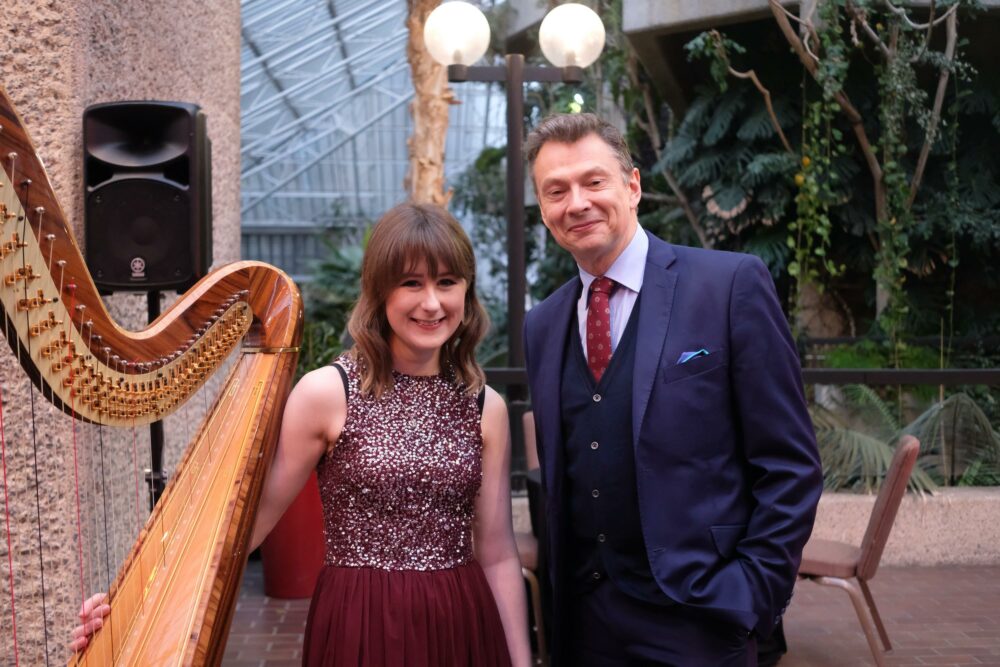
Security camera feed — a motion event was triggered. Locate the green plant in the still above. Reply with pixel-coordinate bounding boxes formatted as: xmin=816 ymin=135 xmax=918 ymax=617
xmin=296 ymin=236 xmax=365 ymax=378
xmin=788 ymin=97 xmax=846 ymax=327
xmin=905 ymin=392 xmax=1000 ymax=486
xmin=811 ymin=383 xmax=937 ymax=493
xmin=811 ymin=381 xmax=1000 ymax=492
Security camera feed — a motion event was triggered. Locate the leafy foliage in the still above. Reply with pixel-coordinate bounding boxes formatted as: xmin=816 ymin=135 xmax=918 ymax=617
xmin=296 ymin=236 xmax=364 ymax=378
xmin=906 ymin=393 xmax=1000 ymax=486
xmin=811 ymin=384 xmax=936 ymax=492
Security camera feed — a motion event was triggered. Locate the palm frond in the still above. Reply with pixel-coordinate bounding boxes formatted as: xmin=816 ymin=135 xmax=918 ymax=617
xmin=811 ymin=384 xmax=936 ymax=493
xmin=904 ymin=392 xmax=1000 ymax=485
xmin=814 ymin=425 xmax=937 ymax=493
xmin=704 ymin=91 xmax=747 ymax=146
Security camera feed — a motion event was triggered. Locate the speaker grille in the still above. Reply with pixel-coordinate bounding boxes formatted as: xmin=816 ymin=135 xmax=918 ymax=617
xmin=85 ymin=180 xmax=193 ymax=289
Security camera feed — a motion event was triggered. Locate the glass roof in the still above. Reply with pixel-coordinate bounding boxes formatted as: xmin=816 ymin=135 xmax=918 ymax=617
xmin=240 ymin=0 xmax=506 ymax=279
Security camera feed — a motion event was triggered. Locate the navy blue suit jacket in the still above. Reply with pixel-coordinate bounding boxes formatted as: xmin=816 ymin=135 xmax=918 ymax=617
xmin=524 ymin=231 xmax=822 ymax=643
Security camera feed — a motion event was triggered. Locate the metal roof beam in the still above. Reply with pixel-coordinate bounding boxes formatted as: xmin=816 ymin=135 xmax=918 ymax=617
xmin=242 ymin=84 xmax=411 ymax=179
xmin=241 ymin=60 xmax=410 ymax=158
xmin=241 ymin=28 xmax=304 ymax=121
xmin=242 ymin=0 xmax=336 ymax=33
xmin=241 ymin=29 xmax=405 ymax=120
xmin=241 ymin=2 xmax=398 ymax=79
xmin=241 ymin=191 xmax=393 ymax=199
xmin=241 ymin=90 xmax=414 ymax=215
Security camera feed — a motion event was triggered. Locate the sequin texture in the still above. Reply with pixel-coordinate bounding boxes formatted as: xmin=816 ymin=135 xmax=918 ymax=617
xmin=317 ymin=355 xmax=483 ymax=571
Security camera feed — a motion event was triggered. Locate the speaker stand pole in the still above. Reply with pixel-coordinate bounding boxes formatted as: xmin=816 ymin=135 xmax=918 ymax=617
xmin=146 ymin=289 xmax=166 ymax=510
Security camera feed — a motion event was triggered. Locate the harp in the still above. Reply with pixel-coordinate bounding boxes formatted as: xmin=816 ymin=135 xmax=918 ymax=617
xmin=0 ymin=86 xmax=302 ymax=665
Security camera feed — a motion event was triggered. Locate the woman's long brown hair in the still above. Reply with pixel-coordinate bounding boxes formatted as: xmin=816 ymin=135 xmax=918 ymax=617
xmin=347 ymin=203 xmax=489 ymax=397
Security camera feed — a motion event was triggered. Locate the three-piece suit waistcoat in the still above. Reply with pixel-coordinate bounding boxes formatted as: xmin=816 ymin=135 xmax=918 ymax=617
xmin=560 ymin=294 xmax=670 ymax=604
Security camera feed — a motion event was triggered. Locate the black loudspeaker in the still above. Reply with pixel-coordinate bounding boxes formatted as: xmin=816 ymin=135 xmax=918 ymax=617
xmin=84 ymin=101 xmax=212 ymax=292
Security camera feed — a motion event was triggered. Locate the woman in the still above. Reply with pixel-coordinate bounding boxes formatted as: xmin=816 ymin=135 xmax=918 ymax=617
xmin=74 ymin=203 xmax=531 ymax=667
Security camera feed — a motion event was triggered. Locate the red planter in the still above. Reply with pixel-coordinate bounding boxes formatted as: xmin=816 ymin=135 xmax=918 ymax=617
xmin=261 ymin=470 xmax=325 ymax=599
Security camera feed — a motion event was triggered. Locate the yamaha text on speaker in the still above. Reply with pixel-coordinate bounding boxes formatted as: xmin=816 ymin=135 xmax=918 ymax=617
xmin=84 ymin=101 xmax=213 ymax=292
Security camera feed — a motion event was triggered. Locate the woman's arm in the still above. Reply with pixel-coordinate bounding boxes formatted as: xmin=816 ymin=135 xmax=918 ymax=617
xmin=473 ymin=386 xmax=532 ymax=667
xmin=249 ymin=365 xmax=346 ymax=550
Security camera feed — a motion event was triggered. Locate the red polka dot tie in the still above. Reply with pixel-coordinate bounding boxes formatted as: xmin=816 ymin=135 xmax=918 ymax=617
xmin=586 ymin=276 xmax=616 ymax=382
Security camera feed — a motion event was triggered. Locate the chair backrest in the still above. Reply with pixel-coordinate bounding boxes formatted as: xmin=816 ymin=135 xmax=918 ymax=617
xmin=523 ymin=410 xmax=540 ymax=471
xmin=857 ymin=436 xmax=921 ymax=580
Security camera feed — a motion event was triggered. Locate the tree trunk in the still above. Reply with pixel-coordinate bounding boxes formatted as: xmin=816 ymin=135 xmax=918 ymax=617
xmin=796 ymin=282 xmax=849 ymax=338
xmin=405 ymin=0 xmax=454 ymax=206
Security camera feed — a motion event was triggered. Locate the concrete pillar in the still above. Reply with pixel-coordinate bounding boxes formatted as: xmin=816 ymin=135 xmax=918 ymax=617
xmin=0 ymin=2 xmax=240 ymax=663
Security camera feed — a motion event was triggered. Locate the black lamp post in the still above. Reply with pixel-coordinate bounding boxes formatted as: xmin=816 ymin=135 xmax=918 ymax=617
xmin=447 ymin=58 xmax=582 ymax=371
xmin=423 ymin=2 xmax=605 ymax=375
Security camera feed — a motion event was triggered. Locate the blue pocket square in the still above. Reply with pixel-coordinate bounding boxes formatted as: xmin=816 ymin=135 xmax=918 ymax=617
xmin=677 ymin=348 xmax=710 ymax=364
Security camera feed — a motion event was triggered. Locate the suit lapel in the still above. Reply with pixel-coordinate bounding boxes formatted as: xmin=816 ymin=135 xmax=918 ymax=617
xmin=632 ymin=233 xmax=677 ymax=447
xmin=532 ymin=279 xmax=578 ymax=495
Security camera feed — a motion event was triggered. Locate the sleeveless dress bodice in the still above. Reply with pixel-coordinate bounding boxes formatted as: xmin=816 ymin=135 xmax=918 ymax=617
xmin=316 ymin=355 xmax=484 ymax=570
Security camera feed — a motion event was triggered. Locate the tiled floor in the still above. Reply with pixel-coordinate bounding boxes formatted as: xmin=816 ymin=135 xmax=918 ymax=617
xmin=223 ymin=561 xmax=1000 ymax=666
xmin=782 ymin=566 xmax=1000 ymax=666
xmin=222 ymin=559 xmax=310 ymax=666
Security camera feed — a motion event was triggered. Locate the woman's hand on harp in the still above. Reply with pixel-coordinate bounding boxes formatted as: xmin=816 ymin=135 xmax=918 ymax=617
xmin=69 ymin=593 xmax=111 ymax=652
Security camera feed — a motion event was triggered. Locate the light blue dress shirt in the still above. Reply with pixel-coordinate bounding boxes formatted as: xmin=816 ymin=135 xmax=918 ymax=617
xmin=576 ymin=225 xmax=648 ymax=358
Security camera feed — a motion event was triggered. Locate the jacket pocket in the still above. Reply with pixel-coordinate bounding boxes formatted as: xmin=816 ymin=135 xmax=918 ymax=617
xmin=710 ymin=524 xmax=747 ymax=559
xmin=661 ymin=350 xmax=726 ymax=385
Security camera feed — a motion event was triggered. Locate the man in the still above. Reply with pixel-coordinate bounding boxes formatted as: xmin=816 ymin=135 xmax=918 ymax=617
xmin=522 ymin=113 xmax=822 ymax=666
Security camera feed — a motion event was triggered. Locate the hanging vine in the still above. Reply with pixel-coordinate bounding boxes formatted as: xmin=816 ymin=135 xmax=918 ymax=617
xmin=768 ymin=0 xmax=972 ymax=359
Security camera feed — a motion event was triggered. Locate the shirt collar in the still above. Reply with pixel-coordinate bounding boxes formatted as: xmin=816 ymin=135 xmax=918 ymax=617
xmin=578 ymin=224 xmax=648 ymax=295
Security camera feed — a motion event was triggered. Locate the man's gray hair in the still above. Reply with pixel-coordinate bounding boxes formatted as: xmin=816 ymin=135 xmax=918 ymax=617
xmin=523 ymin=113 xmax=635 ymax=183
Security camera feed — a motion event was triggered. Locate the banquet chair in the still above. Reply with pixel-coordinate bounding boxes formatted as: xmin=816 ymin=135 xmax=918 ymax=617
xmin=517 ymin=411 xmax=548 ymax=666
xmin=798 ymin=435 xmax=921 ymax=667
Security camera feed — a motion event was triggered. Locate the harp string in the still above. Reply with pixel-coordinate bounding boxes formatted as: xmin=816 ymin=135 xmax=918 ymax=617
xmin=18 ymin=171 xmax=52 ymax=667
xmin=2 ymin=96 xmax=302 ymax=664
xmin=0 ymin=384 xmax=20 ymax=667
xmin=130 ymin=400 xmax=143 ymax=528
xmin=67 ymin=284 xmax=87 ymax=612
xmin=92 ymin=421 xmax=112 ymax=667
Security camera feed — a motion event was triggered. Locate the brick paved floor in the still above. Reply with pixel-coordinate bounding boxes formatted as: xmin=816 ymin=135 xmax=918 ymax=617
xmin=222 ymin=559 xmax=311 ymax=667
xmin=223 ymin=562 xmax=1000 ymax=666
xmin=782 ymin=566 xmax=1000 ymax=667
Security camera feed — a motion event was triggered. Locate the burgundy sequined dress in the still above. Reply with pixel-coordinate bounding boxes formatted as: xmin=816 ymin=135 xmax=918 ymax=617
xmin=302 ymin=355 xmax=511 ymax=666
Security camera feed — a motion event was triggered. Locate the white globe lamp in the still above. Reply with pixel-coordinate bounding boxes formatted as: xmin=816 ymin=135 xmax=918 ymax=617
xmin=423 ymin=1 xmax=491 ymax=67
xmin=538 ymin=3 xmax=606 ymax=68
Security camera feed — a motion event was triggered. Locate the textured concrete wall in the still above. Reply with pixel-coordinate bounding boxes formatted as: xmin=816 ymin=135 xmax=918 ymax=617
xmin=811 ymin=488 xmax=1000 ymax=566
xmin=0 ymin=2 xmax=240 ymax=663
